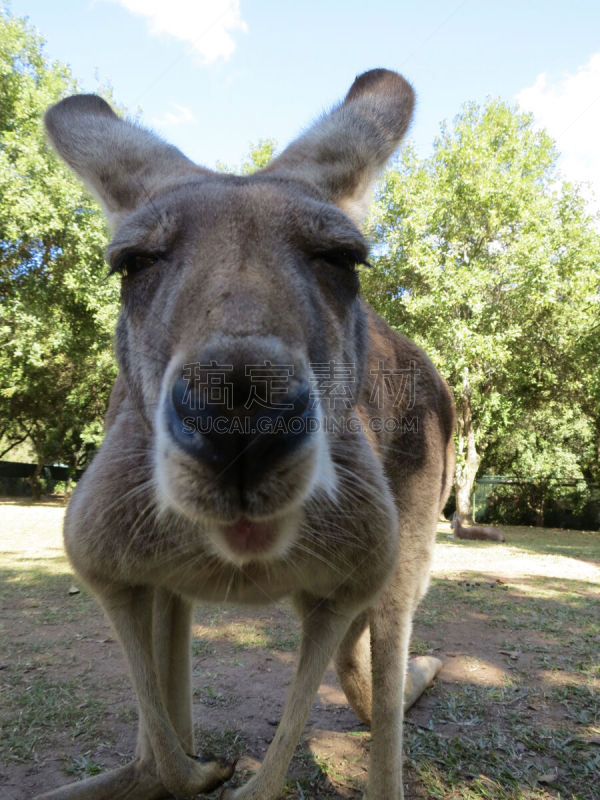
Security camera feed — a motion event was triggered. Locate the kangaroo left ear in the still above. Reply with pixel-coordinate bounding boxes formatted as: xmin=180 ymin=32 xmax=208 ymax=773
xmin=260 ymin=69 xmax=415 ymax=226
xmin=44 ymin=94 xmax=211 ymax=227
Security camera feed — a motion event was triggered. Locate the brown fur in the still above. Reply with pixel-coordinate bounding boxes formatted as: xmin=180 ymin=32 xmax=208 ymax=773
xmin=452 ymin=513 xmax=505 ymax=542
xmin=39 ymin=70 xmax=455 ymax=800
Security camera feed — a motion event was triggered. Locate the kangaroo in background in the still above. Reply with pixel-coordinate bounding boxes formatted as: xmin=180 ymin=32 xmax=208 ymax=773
xmin=40 ymin=69 xmax=455 ymax=800
xmin=452 ymin=512 xmax=505 ymax=542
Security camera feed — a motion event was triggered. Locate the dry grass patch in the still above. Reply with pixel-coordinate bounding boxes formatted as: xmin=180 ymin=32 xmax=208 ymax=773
xmin=1 ymin=503 xmax=599 ymax=799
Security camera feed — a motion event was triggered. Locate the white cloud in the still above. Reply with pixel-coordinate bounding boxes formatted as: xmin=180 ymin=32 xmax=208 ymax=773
xmin=516 ymin=53 xmax=600 ymax=214
xmin=151 ymin=103 xmax=196 ymax=128
xmin=108 ymin=0 xmax=247 ymax=63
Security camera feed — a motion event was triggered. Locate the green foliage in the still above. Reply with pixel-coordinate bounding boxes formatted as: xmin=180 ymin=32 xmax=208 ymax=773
xmin=0 ymin=9 xmax=119 ymax=486
xmin=1 ymin=12 xmax=598 ymax=523
xmin=364 ymin=99 xmax=600 ymax=524
xmin=216 ymin=138 xmax=276 ymax=175
xmin=239 ymin=138 xmax=276 ymax=174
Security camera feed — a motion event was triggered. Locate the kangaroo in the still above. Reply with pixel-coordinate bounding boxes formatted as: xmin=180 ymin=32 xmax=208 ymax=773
xmin=452 ymin=512 xmax=505 ymax=542
xmin=40 ymin=70 xmax=455 ymax=800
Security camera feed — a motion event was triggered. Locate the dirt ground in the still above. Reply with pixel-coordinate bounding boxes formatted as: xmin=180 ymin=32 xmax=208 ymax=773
xmin=1 ymin=504 xmax=599 ymax=799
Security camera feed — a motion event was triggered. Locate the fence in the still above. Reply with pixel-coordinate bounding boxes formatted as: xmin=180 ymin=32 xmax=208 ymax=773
xmin=2 ymin=461 xmax=599 ymax=529
xmin=0 ymin=461 xmax=83 ymax=496
xmin=472 ymin=475 xmax=600 ymax=531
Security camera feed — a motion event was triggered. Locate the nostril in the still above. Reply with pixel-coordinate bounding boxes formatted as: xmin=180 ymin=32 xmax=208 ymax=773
xmin=166 ymin=369 xmax=315 ymax=483
xmin=286 ymin=379 xmax=310 ymax=419
xmin=169 ymin=375 xmax=222 ymax=448
xmin=170 ymin=375 xmax=221 ymax=424
xmin=171 ymin=375 xmax=195 ymax=420
xmin=171 ymin=371 xmax=310 ymax=424
xmin=167 ymin=376 xmax=229 ymax=470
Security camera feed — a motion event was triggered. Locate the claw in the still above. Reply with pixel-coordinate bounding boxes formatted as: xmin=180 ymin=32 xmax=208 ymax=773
xmin=188 ymin=755 xmax=236 ymax=793
xmin=34 ymin=754 xmax=237 ymax=800
xmin=33 ymin=760 xmax=168 ymax=800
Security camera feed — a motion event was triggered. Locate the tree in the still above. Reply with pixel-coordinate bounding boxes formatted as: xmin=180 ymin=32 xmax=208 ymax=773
xmin=480 ymin=183 xmax=600 ymax=525
xmin=216 ymin=138 xmax=276 ymax=174
xmin=363 ymin=99 xmax=600 ymax=522
xmin=0 ymin=9 xmax=119 ymax=494
xmin=239 ymin=138 xmax=276 ymax=174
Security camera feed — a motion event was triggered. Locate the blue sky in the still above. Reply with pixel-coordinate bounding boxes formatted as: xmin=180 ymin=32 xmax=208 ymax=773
xmin=7 ymin=0 xmax=600 ymax=209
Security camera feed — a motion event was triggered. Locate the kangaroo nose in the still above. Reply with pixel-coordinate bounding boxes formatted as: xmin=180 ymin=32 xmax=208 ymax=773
xmin=167 ymin=367 xmax=312 ymax=488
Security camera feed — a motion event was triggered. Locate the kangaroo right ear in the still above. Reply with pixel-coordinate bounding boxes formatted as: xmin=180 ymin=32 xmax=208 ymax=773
xmin=262 ymin=69 xmax=415 ymax=226
xmin=44 ymin=95 xmax=206 ymax=226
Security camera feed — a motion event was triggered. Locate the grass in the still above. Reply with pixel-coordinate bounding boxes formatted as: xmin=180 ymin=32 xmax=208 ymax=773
xmin=192 ymin=601 xmax=301 ymax=653
xmin=0 ymin=672 xmax=108 ymax=761
xmin=404 ymin=523 xmax=600 ymax=800
xmin=1 ymin=501 xmax=599 ymax=800
xmin=0 ymin=502 xmax=127 ymax=772
xmin=405 ymin=682 xmax=600 ymax=798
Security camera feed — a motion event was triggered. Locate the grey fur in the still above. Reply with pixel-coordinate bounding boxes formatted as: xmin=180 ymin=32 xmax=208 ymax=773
xmin=39 ymin=70 xmax=454 ymax=800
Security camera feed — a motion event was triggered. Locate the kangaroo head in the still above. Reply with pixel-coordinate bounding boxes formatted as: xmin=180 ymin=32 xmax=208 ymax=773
xmin=45 ymin=70 xmax=414 ymax=565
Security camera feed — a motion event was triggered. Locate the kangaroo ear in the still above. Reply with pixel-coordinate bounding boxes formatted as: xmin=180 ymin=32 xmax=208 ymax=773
xmin=263 ymin=69 xmax=414 ymax=226
xmin=44 ymin=95 xmax=206 ymax=226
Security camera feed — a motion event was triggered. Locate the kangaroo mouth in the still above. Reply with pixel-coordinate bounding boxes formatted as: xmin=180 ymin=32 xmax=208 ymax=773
xmin=219 ymin=516 xmax=279 ymax=557
xmin=154 ymin=362 xmax=338 ymax=564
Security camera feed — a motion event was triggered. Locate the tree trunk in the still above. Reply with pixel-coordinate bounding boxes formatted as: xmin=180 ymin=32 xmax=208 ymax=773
xmin=454 ymin=369 xmax=479 ymax=523
xmin=534 ymin=495 xmax=545 ymax=527
xmin=28 ymin=461 xmax=44 ymax=500
xmin=65 ymin=460 xmax=78 ymax=497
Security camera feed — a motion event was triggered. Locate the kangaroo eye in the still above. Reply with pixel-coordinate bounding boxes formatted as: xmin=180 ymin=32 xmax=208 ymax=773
xmin=111 ymin=252 xmax=158 ymax=278
xmin=320 ymin=248 xmax=370 ymax=272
